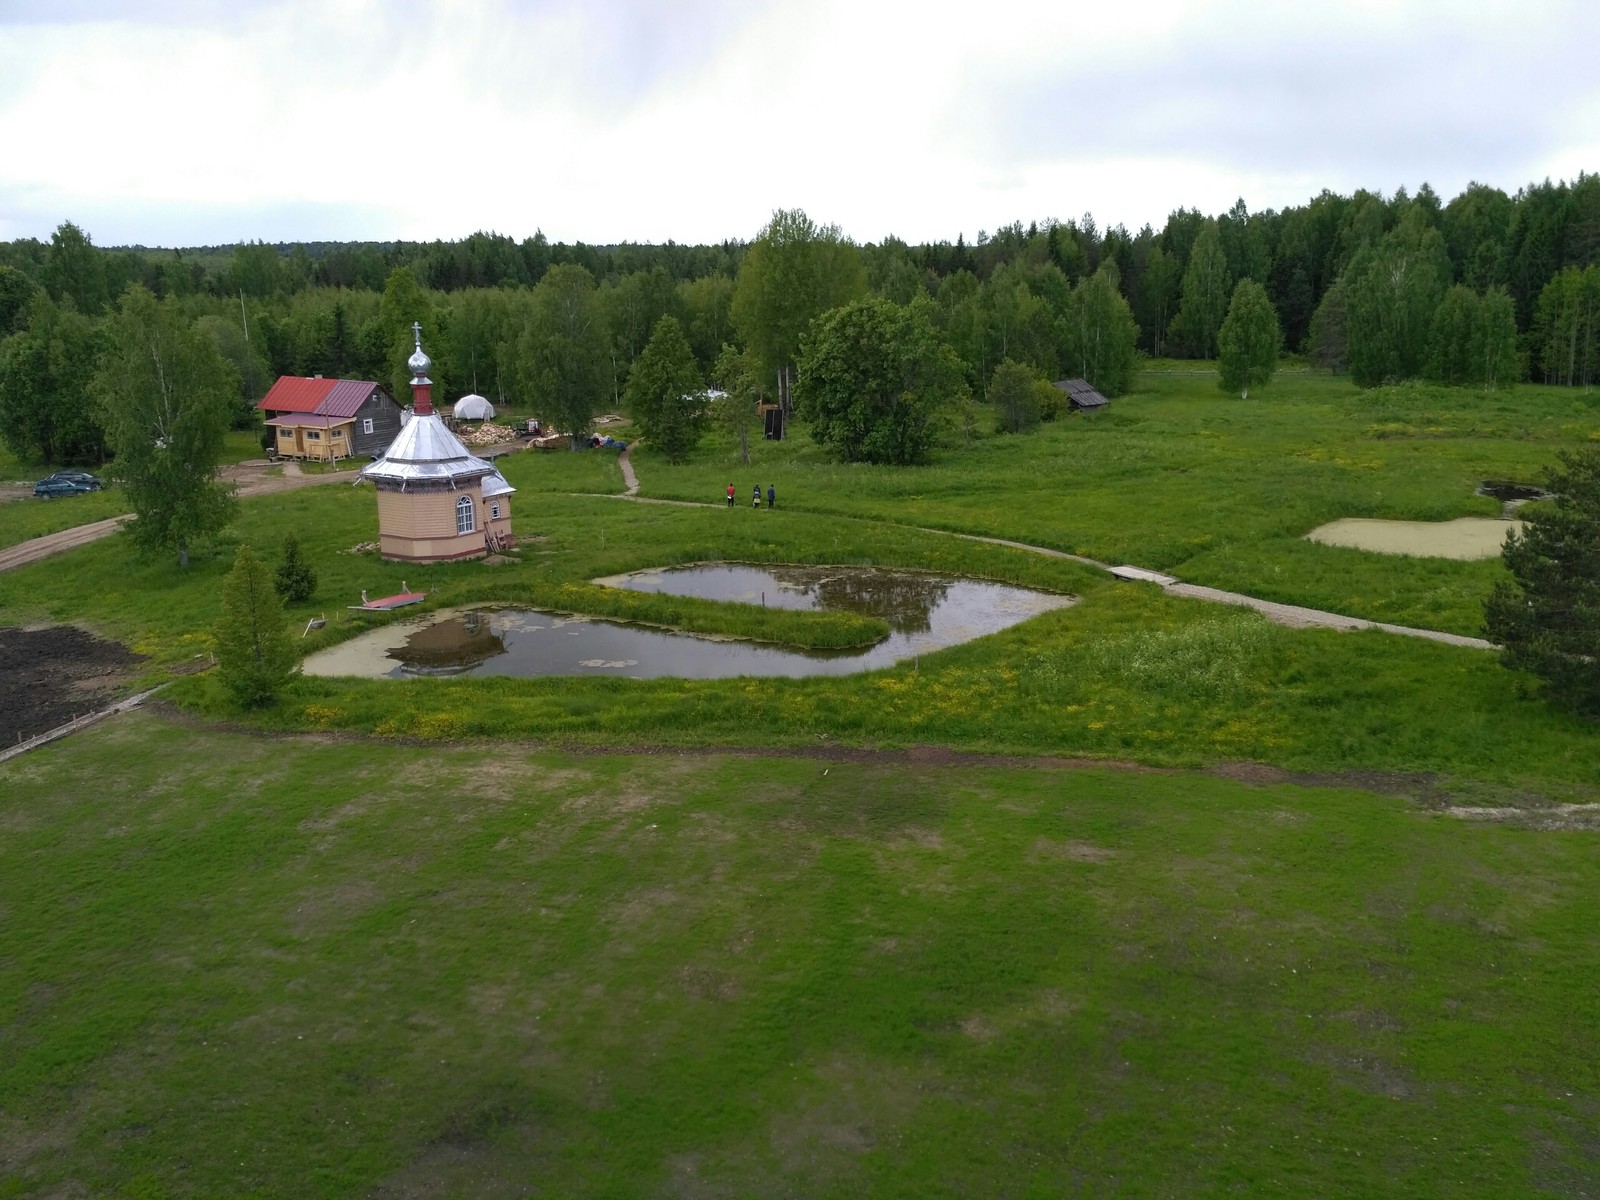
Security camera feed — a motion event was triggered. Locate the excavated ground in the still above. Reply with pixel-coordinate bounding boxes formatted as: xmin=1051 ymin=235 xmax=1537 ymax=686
xmin=0 ymin=625 xmax=146 ymax=746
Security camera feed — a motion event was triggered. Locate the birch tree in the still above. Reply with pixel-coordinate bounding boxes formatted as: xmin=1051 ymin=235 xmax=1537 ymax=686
xmin=93 ymin=286 xmax=236 ymax=565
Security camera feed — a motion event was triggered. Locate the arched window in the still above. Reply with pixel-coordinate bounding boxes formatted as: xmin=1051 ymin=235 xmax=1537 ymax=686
xmin=455 ymin=494 xmax=475 ymax=534
xmin=490 ymin=501 xmax=501 ymax=520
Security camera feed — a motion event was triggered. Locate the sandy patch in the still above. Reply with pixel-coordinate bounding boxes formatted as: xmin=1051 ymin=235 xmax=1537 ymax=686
xmin=1441 ymin=803 xmax=1600 ymax=831
xmin=1305 ymin=516 xmax=1521 ymax=560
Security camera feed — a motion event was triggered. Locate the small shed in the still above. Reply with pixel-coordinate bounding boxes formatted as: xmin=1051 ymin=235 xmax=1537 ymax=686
xmin=1052 ymin=378 xmax=1110 ymax=412
xmin=453 ymin=393 xmax=495 ymax=421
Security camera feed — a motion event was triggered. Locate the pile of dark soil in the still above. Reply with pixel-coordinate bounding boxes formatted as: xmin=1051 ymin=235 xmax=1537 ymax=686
xmin=0 ymin=626 xmax=146 ymax=746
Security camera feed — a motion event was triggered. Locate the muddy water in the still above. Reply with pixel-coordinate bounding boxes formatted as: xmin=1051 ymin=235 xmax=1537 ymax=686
xmin=1476 ymin=480 xmax=1551 ymax=504
xmin=1305 ymin=517 xmax=1522 ymax=560
xmin=302 ymin=566 xmax=1073 ymax=680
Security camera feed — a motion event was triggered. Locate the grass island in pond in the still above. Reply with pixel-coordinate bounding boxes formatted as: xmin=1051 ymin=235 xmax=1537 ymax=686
xmin=302 ymin=565 xmax=1075 ymax=680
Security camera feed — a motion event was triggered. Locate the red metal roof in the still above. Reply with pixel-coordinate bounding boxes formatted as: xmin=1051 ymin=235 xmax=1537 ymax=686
xmin=259 ymin=376 xmax=337 ymax=414
xmin=318 ymin=379 xmax=381 ymax=418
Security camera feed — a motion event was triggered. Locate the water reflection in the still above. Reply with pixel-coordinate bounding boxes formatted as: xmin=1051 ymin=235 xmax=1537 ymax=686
xmin=303 ymin=565 xmax=1074 ymax=681
xmin=389 ymin=610 xmax=506 ymax=676
xmin=601 ymin=564 xmax=958 ymax=633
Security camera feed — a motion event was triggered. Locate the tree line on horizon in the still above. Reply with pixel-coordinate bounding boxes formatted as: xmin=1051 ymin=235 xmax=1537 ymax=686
xmin=1 ymin=175 xmax=1598 ymax=474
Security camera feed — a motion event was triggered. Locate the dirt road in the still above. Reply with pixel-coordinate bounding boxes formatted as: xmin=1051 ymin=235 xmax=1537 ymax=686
xmin=0 ymin=461 xmax=363 ymax=573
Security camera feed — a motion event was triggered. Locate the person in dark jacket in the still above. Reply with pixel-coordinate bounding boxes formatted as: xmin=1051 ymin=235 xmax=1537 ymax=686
xmin=752 ymin=484 xmax=762 ymax=507
xmin=766 ymin=484 xmax=775 ymax=509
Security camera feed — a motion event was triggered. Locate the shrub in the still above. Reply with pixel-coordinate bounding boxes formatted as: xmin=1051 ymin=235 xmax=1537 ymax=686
xmin=1037 ymin=379 xmax=1066 ymax=422
xmin=274 ymin=532 xmax=317 ymax=603
xmin=990 ymin=360 xmax=1042 ymax=434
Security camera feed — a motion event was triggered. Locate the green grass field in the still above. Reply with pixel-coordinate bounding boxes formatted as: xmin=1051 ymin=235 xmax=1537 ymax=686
xmin=2 ymin=368 xmax=1598 ymax=1196
xmin=2 ymin=717 xmax=1596 ymax=1198
xmin=634 ymin=371 xmax=1600 ymax=634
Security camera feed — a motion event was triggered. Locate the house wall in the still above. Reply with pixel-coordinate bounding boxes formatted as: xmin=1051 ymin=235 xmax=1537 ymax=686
xmin=272 ymin=423 xmax=354 ymax=460
xmin=351 ymin=389 xmax=403 ymax=457
xmin=486 ymin=496 xmax=513 ymax=541
xmin=375 ymin=484 xmax=491 ymax=563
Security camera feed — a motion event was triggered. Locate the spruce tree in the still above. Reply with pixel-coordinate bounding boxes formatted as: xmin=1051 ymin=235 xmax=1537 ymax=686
xmin=215 ymin=545 xmax=298 ymax=707
xmin=274 ymin=532 xmax=317 ymax=603
xmin=1484 ymin=449 xmax=1600 ymax=714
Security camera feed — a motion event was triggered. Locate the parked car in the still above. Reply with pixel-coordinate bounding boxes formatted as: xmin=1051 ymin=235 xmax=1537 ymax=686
xmin=42 ymin=470 xmax=103 ymax=490
xmin=34 ymin=476 xmax=99 ymax=498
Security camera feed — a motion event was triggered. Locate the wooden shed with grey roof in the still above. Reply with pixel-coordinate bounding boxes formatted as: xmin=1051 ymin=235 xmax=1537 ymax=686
xmin=1051 ymin=378 xmax=1110 ymax=412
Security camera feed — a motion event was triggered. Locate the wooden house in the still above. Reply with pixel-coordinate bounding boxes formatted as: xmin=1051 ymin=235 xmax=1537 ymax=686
xmin=1051 ymin=378 xmax=1110 ymax=412
xmin=259 ymin=377 xmax=404 ymax=461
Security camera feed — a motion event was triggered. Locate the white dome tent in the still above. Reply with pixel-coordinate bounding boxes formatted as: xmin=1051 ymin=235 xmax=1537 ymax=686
xmin=453 ymin=393 xmax=495 ymax=421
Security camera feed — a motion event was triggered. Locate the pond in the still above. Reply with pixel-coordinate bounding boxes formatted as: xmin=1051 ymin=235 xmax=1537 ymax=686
xmin=302 ymin=565 xmax=1074 ymax=680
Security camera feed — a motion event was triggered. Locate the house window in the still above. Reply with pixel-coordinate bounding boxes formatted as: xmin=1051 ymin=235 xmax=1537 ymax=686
xmin=278 ymin=428 xmax=292 ymax=439
xmin=332 ymin=429 xmax=343 ymax=438
xmin=490 ymin=501 xmax=501 ymax=520
xmin=306 ymin=430 xmax=321 ymax=441
xmin=456 ymin=495 xmax=475 ymax=534
xmin=362 ymin=418 xmax=374 ymax=434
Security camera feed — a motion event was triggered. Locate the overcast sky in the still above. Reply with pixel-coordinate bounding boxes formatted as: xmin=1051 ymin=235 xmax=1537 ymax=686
xmin=1 ymin=0 xmax=1596 ymax=248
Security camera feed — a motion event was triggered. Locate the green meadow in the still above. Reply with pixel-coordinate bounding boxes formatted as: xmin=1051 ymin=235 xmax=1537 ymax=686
xmin=2 ymin=368 xmax=1598 ymax=1196
xmin=2 ymin=718 xmax=1596 ymax=1197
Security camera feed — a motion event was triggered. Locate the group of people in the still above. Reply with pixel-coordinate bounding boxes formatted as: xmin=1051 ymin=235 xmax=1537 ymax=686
xmin=727 ymin=482 xmax=776 ymax=509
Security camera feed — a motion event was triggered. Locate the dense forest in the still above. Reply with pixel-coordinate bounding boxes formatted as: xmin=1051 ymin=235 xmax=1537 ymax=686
xmin=1 ymin=175 xmax=1597 ymax=466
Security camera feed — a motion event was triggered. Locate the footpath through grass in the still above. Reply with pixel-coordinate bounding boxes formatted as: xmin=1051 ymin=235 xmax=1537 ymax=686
xmin=2 ymin=477 xmax=1598 ymax=793
xmin=633 ymin=371 xmax=1600 ymax=635
xmin=2 ymin=716 xmax=1595 ymax=1198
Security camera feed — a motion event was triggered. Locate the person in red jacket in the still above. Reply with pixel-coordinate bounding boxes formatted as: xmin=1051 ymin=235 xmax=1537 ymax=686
xmin=726 ymin=483 xmax=735 ymax=507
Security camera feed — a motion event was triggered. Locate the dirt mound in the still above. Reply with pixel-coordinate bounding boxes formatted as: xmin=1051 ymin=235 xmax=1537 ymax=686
xmin=0 ymin=626 xmax=146 ymax=746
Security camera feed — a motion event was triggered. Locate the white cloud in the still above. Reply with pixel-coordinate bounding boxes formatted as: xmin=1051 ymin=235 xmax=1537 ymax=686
xmin=0 ymin=0 xmax=1595 ymax=246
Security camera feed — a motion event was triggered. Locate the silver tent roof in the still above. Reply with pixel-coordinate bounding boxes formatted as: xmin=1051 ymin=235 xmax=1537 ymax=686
xmin=480 ymin=471 xmax=516 ymax=498
xmin=360 ymin=413 xmax=496 ymax=484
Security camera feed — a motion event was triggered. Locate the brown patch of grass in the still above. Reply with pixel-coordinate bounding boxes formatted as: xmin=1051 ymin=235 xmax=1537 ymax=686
xmin=679 ymin=964 xmax=741 ymax=1002
xmin=288 ymin=878 xmax=383 ymax=937
xmin=1030 ymin=837 xmax=1117 ymax=863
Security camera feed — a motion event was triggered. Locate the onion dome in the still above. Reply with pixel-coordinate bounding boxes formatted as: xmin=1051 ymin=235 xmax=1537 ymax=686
xmin=407 ymin=322 xmax=432 ymax=380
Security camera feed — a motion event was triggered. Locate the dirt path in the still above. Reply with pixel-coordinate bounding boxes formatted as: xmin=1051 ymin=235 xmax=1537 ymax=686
xmin=617 ymin=442 xmax=640 ymax=496
xmin=5 ymin=447 xmax=1497 ymax=651
xmin=607 ymin=464 xmax=1498 ymax=650
xmin=0 ymin=515 xmax=134 ymax=572
xmin=1163 ymin=582 xmax=1495 ymax=649
xmin=0 ymin=461 xmax=362 ymax=573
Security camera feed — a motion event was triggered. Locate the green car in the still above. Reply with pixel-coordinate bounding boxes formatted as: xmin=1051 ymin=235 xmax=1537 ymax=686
xmin=33 ymin=473 xmax=102 ymax=498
